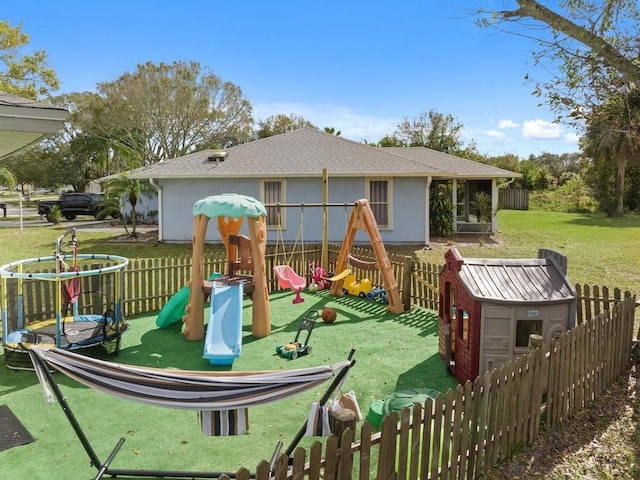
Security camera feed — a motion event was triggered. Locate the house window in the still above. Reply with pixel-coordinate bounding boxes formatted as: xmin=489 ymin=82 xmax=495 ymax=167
xmin=261 ymin=179 xmax=285 ymax=229
xmin=366 ymin=179 xmax=392 ymax=229
xmin=515 ymin=319 xmax=542 ymax=347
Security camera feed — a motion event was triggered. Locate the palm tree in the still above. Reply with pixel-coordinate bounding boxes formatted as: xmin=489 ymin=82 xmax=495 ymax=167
xmin=582 ymin=91 xmax=640 ymax=216
xmin=103 ymin=173 xmax=154 ymax=237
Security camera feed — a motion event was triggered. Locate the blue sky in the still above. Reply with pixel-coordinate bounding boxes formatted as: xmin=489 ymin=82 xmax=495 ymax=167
xmin=5 ymin=0 xmax=580 ymax=158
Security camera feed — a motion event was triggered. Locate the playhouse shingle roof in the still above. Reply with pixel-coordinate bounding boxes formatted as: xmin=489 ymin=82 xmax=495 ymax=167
xmin=129 ymin=128 xmax=518 ymax=180
xmin=458 ymin=257 xmax=575 ymax=304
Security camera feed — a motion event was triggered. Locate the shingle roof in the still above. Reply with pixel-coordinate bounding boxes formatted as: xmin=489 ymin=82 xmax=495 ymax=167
xmin=129 ymin=128 xmax=518 ymax=179
xmin=380 ymin=147 xmax=521 ymax=179
xmin=457 ymin=257 xmax=575 ymax=304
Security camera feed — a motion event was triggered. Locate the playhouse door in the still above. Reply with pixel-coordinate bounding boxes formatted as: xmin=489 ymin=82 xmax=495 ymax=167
xmin=480 ymin=305 xmax=513 ymax=375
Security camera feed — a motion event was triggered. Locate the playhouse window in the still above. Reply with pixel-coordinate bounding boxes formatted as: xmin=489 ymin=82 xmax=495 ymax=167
xmin=456 ymin=307 xmax=469 ymax=344
xmin=515 ymin=319 xmax=543 ymax=347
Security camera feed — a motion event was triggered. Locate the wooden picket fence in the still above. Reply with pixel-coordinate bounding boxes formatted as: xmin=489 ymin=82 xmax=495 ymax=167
xmin=237 ymin=296 xmax=635 ymax=480
xmin=6 ymin=248 xmax=630 ymax=328
xmin=3 ymin=246 xmax=638 ymax=479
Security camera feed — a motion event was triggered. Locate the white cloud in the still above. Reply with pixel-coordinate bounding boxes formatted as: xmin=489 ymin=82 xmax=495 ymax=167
xmin=521 ymin=119 xmax=563 ymax=140
xmin=498 ymin=119 xmax=519 ymax=129
xmin=485 ymin=129 xmax=508 ymax=141
xmin=564 ymin=131 xmax=580 ymax=146
xmin=253 ymin=102 xmax=398 ymax=142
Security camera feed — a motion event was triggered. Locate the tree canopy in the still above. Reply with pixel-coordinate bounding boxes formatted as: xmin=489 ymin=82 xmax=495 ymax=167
xmin=255 ymin=113 xmax=317 ymax=138
xmin=0 ymin=20 xmax=59 ymax=99
xmin=94 ymin=61 xmax=254 ymax=165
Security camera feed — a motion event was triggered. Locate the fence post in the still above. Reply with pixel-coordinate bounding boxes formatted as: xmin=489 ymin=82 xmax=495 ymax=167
xmin=528 ymin=334 xmax=544 ymax=350
xmin=402 ymin=256 xmax=414 ymax=311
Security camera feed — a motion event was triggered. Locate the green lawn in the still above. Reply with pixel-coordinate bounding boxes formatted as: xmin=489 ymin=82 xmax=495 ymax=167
xmin=418 ymin=210 xmax=640 ymax=295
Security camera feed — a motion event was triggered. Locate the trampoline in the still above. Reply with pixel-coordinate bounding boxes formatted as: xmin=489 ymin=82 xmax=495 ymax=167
xmin=1 ymin=228 xmax=129 ymax=370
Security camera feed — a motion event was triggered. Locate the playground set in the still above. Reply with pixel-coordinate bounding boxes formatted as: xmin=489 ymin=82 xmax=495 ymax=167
xmin=0 ymin=228 xmax=129 ymax=370
xmin=155 ymin=194 xmax=405 ymax=367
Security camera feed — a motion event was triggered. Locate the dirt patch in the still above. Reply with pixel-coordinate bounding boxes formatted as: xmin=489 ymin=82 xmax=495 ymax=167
xmin=481 ymin=360 xmax=639 ymax=479
xmin=100 ymin=228 xmax=159 ymax=243
xmin=427 ymin=234 xmax=504 ymax=249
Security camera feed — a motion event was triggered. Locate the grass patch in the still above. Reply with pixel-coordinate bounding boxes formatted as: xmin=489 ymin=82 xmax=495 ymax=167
xmin=418 ymin=210 xmax=640 ymax=295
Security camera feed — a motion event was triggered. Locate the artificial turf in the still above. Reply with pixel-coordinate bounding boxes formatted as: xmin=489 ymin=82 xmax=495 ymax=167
xmin=0 ymin=288 xmax=458 ymax=479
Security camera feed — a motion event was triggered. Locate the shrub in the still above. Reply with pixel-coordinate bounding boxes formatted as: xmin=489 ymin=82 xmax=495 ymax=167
xmin=46 ymin=205 xmax=63 ymax=224
xmin=430 ymin=188 xmax=454 ymax=237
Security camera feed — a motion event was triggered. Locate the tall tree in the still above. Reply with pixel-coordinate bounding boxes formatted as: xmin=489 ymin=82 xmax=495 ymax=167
xmin=3 ymin=146 xmax=51 ymax=190
xmin=582 ymin=91 xmax=640 ymax=215
xmin=0 ymin=21 xmax=59 ymax=98
xmin=95 ymin=61 xmax=254 ymax=165
xmin=323 ymin=126 xmax=341 ymax=136
xmin=255 ymin=113 xmax=316 ymax=138
xmin=394 ymin=110 xmax=466 ymax=153
xmin=40 ymin=92 xmax=107 ymax=191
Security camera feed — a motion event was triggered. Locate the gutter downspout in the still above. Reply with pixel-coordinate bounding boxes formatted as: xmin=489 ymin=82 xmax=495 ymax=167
xmin=148 ymin=178 xmax=162 ymax=241
xmin=425 ymin=176 xmax=432 ymax=248
xmin=495 ymin=177 xmax=516 ymax=234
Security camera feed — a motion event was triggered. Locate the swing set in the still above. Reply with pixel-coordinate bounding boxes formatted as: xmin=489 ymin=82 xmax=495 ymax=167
xmin=268 ymin=199 xmax=404 ymax=314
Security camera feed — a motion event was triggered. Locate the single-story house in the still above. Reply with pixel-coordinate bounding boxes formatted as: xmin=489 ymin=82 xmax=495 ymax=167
xmin=129 ymin=128 xmax=520 ymax=245
xmin=0 ymin=92 xmax=68 ymax=160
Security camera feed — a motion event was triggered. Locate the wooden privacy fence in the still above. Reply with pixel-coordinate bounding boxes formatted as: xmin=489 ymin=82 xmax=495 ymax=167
xmin=214 ymin=295 xmax=635 ymax=480
xmin=499 ymin=188 xmax=529 ymax=211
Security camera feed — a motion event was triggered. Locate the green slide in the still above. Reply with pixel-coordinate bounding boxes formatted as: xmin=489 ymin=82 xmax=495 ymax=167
xmin=156 ymin=273 xmax=220 ymax=328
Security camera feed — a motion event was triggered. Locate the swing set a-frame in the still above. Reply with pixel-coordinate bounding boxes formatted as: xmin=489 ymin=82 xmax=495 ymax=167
xmin=330 ymin=199 xmax=405 ymax=314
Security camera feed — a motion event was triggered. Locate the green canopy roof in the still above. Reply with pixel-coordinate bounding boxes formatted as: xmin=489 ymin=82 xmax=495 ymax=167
xmin=193 ymin=194 xmax=266 ymax=219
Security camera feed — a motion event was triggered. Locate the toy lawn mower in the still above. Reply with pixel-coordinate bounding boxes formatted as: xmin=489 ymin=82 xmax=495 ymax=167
xmin=276 ymin=309 xmax=319 ymax=359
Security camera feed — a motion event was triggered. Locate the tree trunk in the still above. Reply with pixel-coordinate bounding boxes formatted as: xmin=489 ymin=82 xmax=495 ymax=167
xmin=615 ymin=156 xmax=627 ymax=216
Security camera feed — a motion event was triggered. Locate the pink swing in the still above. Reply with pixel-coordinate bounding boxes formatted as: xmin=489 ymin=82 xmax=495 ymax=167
xmin=272 ymin=207 xmax=306 ymax=304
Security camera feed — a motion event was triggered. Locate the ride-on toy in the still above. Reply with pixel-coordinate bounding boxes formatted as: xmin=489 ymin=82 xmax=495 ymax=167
xmin=276 ymin=309 xmax=319 ymax=359
xmin=367 ymin=286 xmax=388 ymax=304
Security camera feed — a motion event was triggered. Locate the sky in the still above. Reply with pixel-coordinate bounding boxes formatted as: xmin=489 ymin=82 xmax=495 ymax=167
xmin=5 ymin=0 xmax=580 ymax=159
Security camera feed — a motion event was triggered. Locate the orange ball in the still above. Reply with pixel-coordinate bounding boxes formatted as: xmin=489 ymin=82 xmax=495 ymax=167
xmin=321 ymin=307 xmax=337 ymax=324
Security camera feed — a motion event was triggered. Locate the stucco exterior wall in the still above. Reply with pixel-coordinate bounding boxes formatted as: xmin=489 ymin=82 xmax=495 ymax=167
xmin=155 ymin=176 xmax=428 ymax=245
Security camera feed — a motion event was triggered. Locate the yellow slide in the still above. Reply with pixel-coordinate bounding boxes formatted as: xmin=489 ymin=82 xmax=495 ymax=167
xmin=325 ymin=269 xmax=351 ymax=282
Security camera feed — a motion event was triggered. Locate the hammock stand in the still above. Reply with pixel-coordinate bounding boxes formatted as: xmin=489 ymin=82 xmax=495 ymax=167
xmin=27 ymin=346 xmax=356 ymax=479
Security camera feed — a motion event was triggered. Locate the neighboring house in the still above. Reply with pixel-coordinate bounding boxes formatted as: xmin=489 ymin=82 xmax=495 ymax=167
xmin=0 ymin=92 xmax=68 ymax=159
xmin=129 ymin=128 xmax=520 ymax=245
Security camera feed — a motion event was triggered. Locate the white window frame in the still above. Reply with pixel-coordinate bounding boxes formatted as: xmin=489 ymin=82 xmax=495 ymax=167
xmin=260 ymin=178 xmax=286 ymax=230
xmin=365 ymin=178 xmax=393 ymax=230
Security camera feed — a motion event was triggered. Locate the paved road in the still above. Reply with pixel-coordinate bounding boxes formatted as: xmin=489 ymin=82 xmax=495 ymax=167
xmin=0 ymin=204 xmax=112 ymax=230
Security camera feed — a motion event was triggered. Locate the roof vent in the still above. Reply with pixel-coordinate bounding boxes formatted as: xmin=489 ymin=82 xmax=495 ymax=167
xmin=207 ymin=150 xmax=227 ymax=162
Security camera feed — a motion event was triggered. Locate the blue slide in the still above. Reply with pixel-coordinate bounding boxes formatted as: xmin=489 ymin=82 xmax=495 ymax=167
xmin=203 ymin=282 xmax=244 ymax=366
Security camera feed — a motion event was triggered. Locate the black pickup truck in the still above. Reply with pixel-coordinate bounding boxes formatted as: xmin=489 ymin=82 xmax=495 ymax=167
xmin=36 ymin=192 xmax=105 ymax=221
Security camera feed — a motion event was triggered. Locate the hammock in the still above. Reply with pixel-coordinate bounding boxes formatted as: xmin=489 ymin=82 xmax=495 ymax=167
xmin=27 ymin=346 xmax=356 ymax=479
xmin=29 ymin=346 xmax=351 ymax=411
